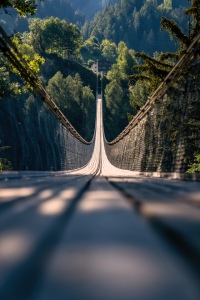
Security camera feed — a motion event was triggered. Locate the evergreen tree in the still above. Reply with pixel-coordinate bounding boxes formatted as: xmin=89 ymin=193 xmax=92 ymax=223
xmin=28 ymin=17 xmax=83 ymax=58
xmin=46 ymin=71 xmax=95 ymax=140
xmin=62 ymin=22 xmax=83 ymax=58
xmin=101 ymin=39 xmax=117 ymax=62
xmin=29 ymin=18 xmax=45 ymax=54
xmin=1 ymin=0 xmax=43 ymax=16
xmin=158 ymin=0 xmax=173 ymax=10
xmin=117 ymin=42 xmax=137 ymax=75
xmin=147 ymin=29 xmax=155 ymax=53
xmin=81 ymin=20 xmax=91 ymax=40
xmin=83 ymin=36 xmax=101 ymax=55
xmin=42 ymin=17 xmax=63 ymax=54
xmin=129 ymin=0 xmax=200 ymax=93
xmin=104 ymin=79 xmax=135 ymax=140
xmin=107 ymin=64 xmax=123 ymax=83
xmin=104 ymin=80 xmax=124 ymax=138
xmin=81 ymin=0 xmax=188 ymax=55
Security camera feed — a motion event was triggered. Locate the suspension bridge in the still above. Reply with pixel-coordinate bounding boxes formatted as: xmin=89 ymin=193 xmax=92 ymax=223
xmin=0 ymin=26 xmax=200 ymax=300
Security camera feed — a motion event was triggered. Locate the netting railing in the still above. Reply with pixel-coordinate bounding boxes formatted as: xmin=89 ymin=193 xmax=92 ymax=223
xmin=104 ymin=64 xmax=200 ymax=173
xmin=0 ymin=94 xmax=95 ymax=171
xmin=1 ymin=23 xmax=200 ymax=174
xmin=0 ymin=25 xmax=96 ymax=171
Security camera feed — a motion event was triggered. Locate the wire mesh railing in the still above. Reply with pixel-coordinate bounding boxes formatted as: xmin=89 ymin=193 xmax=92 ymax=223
xmin=0 ymin=25 xmax=95 ymax=171
xmin=104 ymin=63 xmax=200 ymax=173
xmin=0 ymin=25 xmax=92 ymax=145
xmin=1 ymin=23 xmax=200 ymax=174
xmin=0 ymin=94 xmax=95 ymax=171
xmin=107 ymin=31 xmax=200 ymax=145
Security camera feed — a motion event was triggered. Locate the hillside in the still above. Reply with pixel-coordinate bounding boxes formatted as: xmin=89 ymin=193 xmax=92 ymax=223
xmin=71 ymin=0 xmax=119 ymax=19
xmin=71 ymin=0 xmax=189 ymax=19
xmin=39 ymin=53 xmax=97 ymax=140
xmin=40 ymin=53 xmax=97 ymax=93
xmin=1 ymin=0 xmax=190 ymax=35
xmin=157 ymin=0 xmax=189 ymax=7
xmin=81 ymin=0 xmax=189 ymax=56
xmin=0 ymin=0 xmax=85 ymax=34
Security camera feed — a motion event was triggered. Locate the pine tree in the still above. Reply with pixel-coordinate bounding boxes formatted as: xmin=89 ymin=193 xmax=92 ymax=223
xmin=160 ymin=0 xmax=200 ymax=60
xmin=1 ymin=0 xmax=43 ymax=16
xmin=128 ymin=0 xmax=200 ymax=93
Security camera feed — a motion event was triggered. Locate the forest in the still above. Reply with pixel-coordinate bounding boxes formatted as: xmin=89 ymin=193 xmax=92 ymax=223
xmin=70 ymin=0 xmax=189 ymax=20
xmin=81 ymin=0 xmax=189 ymax=55
xmin=0 ymin=0 xmax=200 ymax=169
xmin=0 ymin=14 xmax=97 ymax=143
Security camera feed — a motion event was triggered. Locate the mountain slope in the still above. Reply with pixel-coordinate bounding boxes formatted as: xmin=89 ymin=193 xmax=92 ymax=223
xmin=71 ymin=0 xmax=189 ymax=19
xmin=81 ymin=0 xmax=189 ymax=55
xmin=71 ymin=0 xmax=119 ymax=19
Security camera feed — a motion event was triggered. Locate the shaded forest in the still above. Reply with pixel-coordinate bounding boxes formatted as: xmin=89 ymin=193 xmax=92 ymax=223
xmin=81 ymin=0 xmax=189 ymax=56
xmin=1 ymin=0 xmax=200 ymax=171
xmin=0 ymin=0 xmax=85 ymax=34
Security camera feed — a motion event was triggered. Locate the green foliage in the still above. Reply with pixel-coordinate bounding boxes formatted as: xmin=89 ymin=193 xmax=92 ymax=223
xmin=127 ymin=86 xmax=145 ymax=121
xmin=129 ymin=52 xmax=172 ymax=94
xmin=18 ymin=43 xmax=35 ymax=58
xmin=117 ymin=42 xmax=137 ymax=76
xmin=104 ymin=80 xmax=124 ymax=139
xmin=28 ymin=17 xmax=83 ymax=59
xmin=81 ymin=0 xmax=188 ymax=56
xmin=129 ymin=81 xmax=150 ymax=110
xmin=1 ymin=32 xmax=45 ymax=93
xmin=107 ymin=64 xmax=124 ymax=83
xmin=28 ymin=18 xmax=45 ymax=54
xmin=101 ymin=39 xmax=117 ymax=62
xmin=1 ymin=0 xmax=86 ymax=35
xmin=186 ymin=154 xmax=200 ymax=173
xmin=107 ymin=41 xmax=137 ymax=83
xmin=39 ymin=52 xmax=97 ymax=95
xmin=158 ymin=0 xmax=173 ymax=10
xmin=0 ymin=54 xmax=21 ymax=99
xmin=103 ymin=41 xmax=138 ymax=139
xmin=160 ymin=0 xmax=200 ymax=57
xmin=1 ymin=0 xmax=43 ymax=16
xmin=88 ymin=59 xmax=95 ymax=66
xmin=81 ymin=38 xmax=118 ymax=65
xmin=103 ymin=79 xmax=135 ymax=141
xmin=15 ymin=38 xmax=45 ymax=75
xmin=83 ymin=36 xmax=101 ymax=56
xmin=71 ymin=0 xmax=119 ymax=19
xmin=127 ymin=112 xmax=134 ymax=122
xmin=129 ymin=0 xmax=200 ymax=94
xmin=46 ymin=71 xmax=95 ymax=140
xmin=36 ymin=0 xmax=85 ymax=28
xmin=0 ymin=141 xmax=12 ymax=171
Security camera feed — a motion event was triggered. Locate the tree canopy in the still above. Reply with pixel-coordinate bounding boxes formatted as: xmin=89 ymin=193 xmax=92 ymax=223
xmin=128 ymin=0 xmax=200 ymax=93
xmin=46 ymin=71 xmax=95 ymax=140
xmin=1 ymin=0 xmax=43 ymax=16
xmin=27 ymin=17 xmax=83 ymax=58
xmin=81 ymin=0 xmax=189 ymax=56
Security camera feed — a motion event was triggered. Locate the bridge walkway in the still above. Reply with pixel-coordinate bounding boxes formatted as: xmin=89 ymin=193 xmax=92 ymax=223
xmin=0 ymin=96 xmax=200 ymax=300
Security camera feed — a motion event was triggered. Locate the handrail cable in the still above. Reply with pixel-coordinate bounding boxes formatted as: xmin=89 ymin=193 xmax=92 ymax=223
xmin=107 ymin=31 xmax=200 ymax=145
xmin=1 ymin=25 xmax=199 ymax=146
xmin=0 ymin=25 xmax=93 ymax=145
